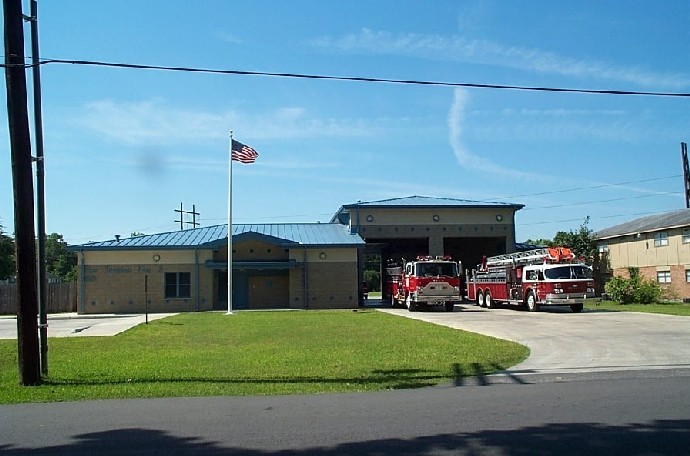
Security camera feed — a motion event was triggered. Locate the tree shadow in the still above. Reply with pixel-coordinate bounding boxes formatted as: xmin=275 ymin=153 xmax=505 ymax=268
xmin=1 ymin=420 xmax=688 ymax=455
xmin=453 ymin=362 xmax=528 ymax=386
xmin=41 ymin=367 xmax=448 ymax=391
xmin=41 ymin=362 xmax=525 ymax=392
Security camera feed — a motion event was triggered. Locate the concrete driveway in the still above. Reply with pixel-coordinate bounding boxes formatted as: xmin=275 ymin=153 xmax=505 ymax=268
xmin=0 ymin=313 xmax=177 ymax=339
xmin=378 ymin=305 xmax=690 ymax=375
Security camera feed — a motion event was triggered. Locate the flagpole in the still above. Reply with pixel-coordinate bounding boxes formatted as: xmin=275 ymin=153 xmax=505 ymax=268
xmin=227 ymin=131 xmax=233 ymax=315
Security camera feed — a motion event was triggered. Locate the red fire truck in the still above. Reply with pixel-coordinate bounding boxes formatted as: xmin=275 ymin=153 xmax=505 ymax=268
xmin=387 ymin=256 xmax=463 ymax=312
xmin=466 ymin=247 xmax=596 ymax=312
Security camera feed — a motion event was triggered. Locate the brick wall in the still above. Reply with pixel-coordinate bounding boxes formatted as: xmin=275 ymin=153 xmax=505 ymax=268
xmin=79 ymin=262 xmax=214 ymax=314
xmin=305 ymin=261 xmax=359 ymax=309
xmin=612 ymin=265 xmax=690 ymax=301
xmin=78 ymin=243 xmax=360 ymax=313
xmin=289 ymin=263 xmax=359 ymax=310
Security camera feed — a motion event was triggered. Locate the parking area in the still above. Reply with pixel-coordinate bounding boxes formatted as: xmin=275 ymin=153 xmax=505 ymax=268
xmin=0 ymin=313 xmax=177 ymax=339
xmin=378 ymin=304 xmax=690 ymax=375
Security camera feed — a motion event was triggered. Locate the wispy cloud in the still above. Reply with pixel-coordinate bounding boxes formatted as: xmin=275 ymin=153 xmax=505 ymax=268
xmin=74 ymin=99 xmax=389 ymax=146
xmin=215 ymin=31 xmax=242 ymax=45
xmin=467 ymin=107 xmax=653 ymax=142
xmin=448 ymin=88 xmax=542 ymax=181
xmin=76 ymin=99 xmax=233 ymax=145
xmin=313 ymin=28 xmax=690 ymax=90
xmin=446 ymin=88 xmax=675 ymax=199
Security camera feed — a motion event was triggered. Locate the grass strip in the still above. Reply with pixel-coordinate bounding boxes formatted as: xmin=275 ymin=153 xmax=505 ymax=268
xmin=0 ymin=310 xmax=528 ymax=404
xmin=586 ymin=300 xmax=690 ymax=316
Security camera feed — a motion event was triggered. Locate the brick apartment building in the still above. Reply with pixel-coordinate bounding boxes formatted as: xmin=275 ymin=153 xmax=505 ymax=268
xmin=595 ymin=208 xmax=690 ymax=300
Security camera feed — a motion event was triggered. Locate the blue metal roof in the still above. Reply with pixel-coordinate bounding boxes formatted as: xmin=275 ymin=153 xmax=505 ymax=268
xmin=71 ymin=223 xmax=364 ymax=250
xmin=331 ymin=195 xmax=524 ymax=222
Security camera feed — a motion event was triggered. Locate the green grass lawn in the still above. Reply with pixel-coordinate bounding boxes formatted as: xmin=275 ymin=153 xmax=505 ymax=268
xmin=586 ymin=300 xmax=690 ymax=316
xmin=0 ymin=310 xmax=528 ymax=404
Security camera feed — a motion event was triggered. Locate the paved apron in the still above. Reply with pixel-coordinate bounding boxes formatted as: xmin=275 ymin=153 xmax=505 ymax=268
xmin=377 ymin=306 xmax=690 ymax=374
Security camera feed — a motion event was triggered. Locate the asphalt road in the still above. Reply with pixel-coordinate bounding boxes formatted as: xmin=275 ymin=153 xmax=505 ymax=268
xmin=1 ymin=374 xmax=689 ymax=455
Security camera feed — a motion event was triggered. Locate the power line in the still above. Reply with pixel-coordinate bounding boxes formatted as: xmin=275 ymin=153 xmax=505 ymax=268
xmin=522 ymin=190 xmax=682 ymax=211
xmin=6 ymin=56 xmax=682 ymax=237
xmin=484 ymin=174 xmax=682 ymax=201
xmin=203 ymin=177 xmax=683 ymax=223
xmin=6 ymin=57 xmax=687 ymax=98
xmin=520 ymin=209 xmax=678 ymax=227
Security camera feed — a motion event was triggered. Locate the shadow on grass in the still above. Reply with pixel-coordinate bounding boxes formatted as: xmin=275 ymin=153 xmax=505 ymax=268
xmin=2 ymin=420 xmax=688 ymax=455
xmin=41 ymin=368 xmax=446 ymax=390
xmin=41 ymin=363 xmax=520 ymax=391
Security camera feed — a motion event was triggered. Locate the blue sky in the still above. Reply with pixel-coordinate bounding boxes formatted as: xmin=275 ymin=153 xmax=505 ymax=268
xmin=1 ymin=0 xmax=688 ymax=245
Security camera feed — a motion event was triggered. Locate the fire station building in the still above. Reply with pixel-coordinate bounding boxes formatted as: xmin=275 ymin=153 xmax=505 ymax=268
xmin=72 ymin=196 xmax=523 ymax=313
xmin=331 ymin=196 xmax=524 ymax=269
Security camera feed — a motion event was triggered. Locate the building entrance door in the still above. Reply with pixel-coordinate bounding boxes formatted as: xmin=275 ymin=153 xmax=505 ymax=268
xmin=215 ymin=270 xmax=249 ymax=310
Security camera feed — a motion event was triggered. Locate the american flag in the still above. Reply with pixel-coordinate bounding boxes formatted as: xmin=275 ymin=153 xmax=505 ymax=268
xmin=231 ymin=139 xmax=259 ymax=164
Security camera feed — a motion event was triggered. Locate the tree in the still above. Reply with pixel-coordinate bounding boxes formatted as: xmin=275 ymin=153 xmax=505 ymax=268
xmin=0 ymin=230 xmax=77 ymax=282
xmin=45 ymin=233 xmax=77 ymax=282
xmin=522 ymin=238 xmax=552 ymax=247
xmin=363 ymin=253 xmax=382 ymax=292
xmin=0 ymin=224 xmax=15 ymax=280
xmin=552 ymin=216 xmax=598 ymax=261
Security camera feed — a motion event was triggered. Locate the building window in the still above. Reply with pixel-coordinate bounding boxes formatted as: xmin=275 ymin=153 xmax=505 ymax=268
xmin=653 ymin=232 xmax=668 ymax=247
xmin=683 ymin=229 xmax=690 ymax=244
xmin=165 ymin=272 xmax=191 ymax=298
xmin=656 ymin=271 xmax=671 ymax=284
xmin=598 ymin=243 xmax=609 ymax=253
xmin=686 ymin=270 xmax=690 ymax=283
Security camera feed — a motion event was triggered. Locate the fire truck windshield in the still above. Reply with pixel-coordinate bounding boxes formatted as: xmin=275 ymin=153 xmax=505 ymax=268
xmin=416 ymin=262 xmax=457 ymax=277
xmin=544 ymin=265 xmax=593 ymax=280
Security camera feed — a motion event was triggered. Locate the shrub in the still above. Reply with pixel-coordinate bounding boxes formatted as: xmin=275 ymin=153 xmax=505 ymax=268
xmin=605 ymin=276 xmax=635 ymax=304
xmin=634 ymin=280 xmax=662 ymax=304
xmin=363 ymin=270 xmax=381 ymax=292
xmin=604 ymin=267 xmax=662 ymax=305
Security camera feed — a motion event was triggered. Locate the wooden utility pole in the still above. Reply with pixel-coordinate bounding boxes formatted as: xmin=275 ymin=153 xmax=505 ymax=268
xmin=4 ymin=0 xmax=41 ymax=385
xmin=26 ymin=0 xmax=48 ymax=376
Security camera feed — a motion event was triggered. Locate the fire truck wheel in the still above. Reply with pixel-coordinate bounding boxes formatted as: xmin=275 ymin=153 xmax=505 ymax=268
xmin=485 ymin=292 xmax=494 ymax=309
xmin=445 ymin=301 xmax=454 ymax=312
xmin=476 ymin=291 xmax=485 ymax=307
xmin=526 ymin=292 xmax=539 ymax=312
xmin=570 ymin=304 xmax=584 ymax=313
xmin=405 ymin=294 xmax=417 ymax=312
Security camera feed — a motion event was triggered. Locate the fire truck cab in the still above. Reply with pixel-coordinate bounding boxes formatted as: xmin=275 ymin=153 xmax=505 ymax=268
xmin=467 ymin=247 xmax=596 ymax=312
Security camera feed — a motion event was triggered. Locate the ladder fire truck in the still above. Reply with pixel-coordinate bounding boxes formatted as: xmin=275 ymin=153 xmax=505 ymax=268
xmin=466 ymin=247 xmax=596 ymax=312
xmin=386 ymin=256 xmax=463 ymax=312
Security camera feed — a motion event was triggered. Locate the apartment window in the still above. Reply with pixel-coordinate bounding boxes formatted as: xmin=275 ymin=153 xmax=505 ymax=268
xmin=686 ymin=269 xmax=690 ymax=283
xmin=656 ymin=271 xmax=671 ymax=284
xmin=683 ymin=229 xmax=690 ymax=244
xmin=165 ymin=272 xmax=191 ymax=298
xmin=653 ymin=232 xmax=669 ymax=247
